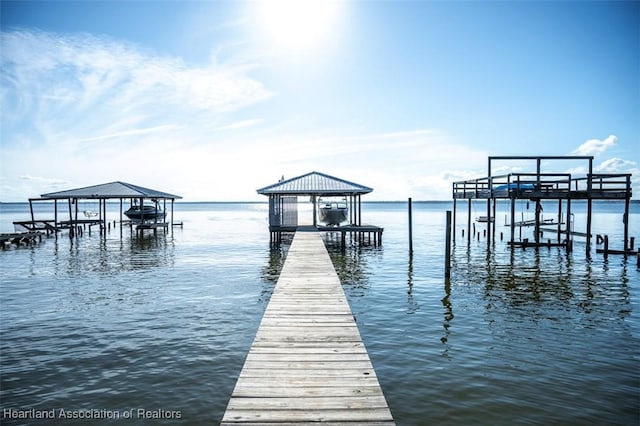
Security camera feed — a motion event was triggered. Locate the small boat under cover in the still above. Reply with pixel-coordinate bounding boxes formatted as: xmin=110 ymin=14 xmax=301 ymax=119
xmin=319 ymin=198 xmax=348 ymax=226
xmin=124 ymin=204 xmax=166 ymax=221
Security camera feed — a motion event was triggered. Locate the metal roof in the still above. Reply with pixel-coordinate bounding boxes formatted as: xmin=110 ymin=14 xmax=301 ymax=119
xmin=257 ymin=171 xmax=373 ymax=195
xmin=40 ymin=181 xmax=182 ymax=200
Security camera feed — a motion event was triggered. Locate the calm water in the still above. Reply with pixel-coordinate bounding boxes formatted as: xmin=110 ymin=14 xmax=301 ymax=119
xmin=1 ymin=201 xmax=638 ymax=425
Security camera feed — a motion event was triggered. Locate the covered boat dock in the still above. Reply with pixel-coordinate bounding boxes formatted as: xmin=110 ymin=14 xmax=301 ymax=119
xmin=18 ymin=181 xmax=182 ymax=237
xmin=257 ymin=171 xmax=383 ymax=247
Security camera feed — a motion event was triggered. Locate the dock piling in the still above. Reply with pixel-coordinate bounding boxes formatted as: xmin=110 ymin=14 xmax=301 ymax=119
xmin=408 ymin=197 xmax=413 ymax=255
xmin=445 ymin=211 xmax=452 ymax=279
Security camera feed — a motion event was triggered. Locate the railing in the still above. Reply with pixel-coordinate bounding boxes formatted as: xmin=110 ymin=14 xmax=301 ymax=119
xmin=453 ymin=173 xmax=631 ymax=199
xmin=453 ymin=173 xmax=572 ymax=198
xmin=573 ymin=173 xmax=632 ymax=195
xmin=13 ymin=220 xmax=58 ymax=232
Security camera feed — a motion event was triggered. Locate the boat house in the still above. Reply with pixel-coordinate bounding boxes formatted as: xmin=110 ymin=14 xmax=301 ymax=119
xmin=257 ymin=171 xmax=383 ymax=246
xmin=17 ymin=181 xmax=182 ymax=236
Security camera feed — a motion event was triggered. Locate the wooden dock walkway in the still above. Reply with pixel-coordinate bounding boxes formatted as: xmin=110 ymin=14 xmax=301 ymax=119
xmin=222 ymin=231 xmax=394 ymax=425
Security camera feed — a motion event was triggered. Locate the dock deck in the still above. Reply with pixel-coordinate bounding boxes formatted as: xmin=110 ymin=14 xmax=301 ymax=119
xmin=222 ymin=231 xmax=394 ymax=425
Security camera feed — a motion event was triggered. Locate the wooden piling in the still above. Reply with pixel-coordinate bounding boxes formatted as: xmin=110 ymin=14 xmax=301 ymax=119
xmin=467 ymin=199 xmax=472 ymax=246
xmin=408 ymin=197 xmax=413 ymax=255
xmin=445 ymin=211 xmax=452 ymax=279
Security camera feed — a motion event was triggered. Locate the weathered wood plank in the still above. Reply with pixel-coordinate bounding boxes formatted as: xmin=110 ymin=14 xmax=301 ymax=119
xmin=235 ymin=369 xmax=378 ymax=378
xmin=245 ymin=353 xmax=371 ymax=362
xmin=226 ymin=396 xmax=390 ymax=410
xmin=236 ymin=374 xmax=380 ymax=389
xmin=222 ymin=408 xmax=394 ymax=423
xmin=231 ymin=385 xmax=385 ymax=398
xmin=249 ymin=341 xmax=365 ymax=349
xmin=248 ymin=346 xmax=367 ymax=354
xmin=222 ymin=232 xmax=394 ymax=424
xmin=221 ymin=423 xmax=394 ymax=426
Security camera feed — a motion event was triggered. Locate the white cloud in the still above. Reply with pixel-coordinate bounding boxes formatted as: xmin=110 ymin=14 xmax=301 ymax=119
xmin=0 ymin=29 xmax=273 ymax=147
xmin=0 ymin=29 xmax=277 ymax=201
xmin=76 ymin=125 xmax=180 ymax=143
xmin=236 ymin=129 xmax=488 ymax=201
xmin=596 ymin=157 xmax=638 ymax=173
xmin=213 ymin=119 xmax=263 ymax=131
xmin=0 ymin=30 xmax=492 ymax=201
xmin=18 ymin=175 xmax=69 ymax=186
xmin=571 ymin=135 xmax=617 ymax=156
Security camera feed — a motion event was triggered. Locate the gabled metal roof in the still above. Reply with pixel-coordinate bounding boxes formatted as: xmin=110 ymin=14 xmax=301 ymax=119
xmin=40 ymin=181 xmax=182 ymax=199
xmin=257 ymin=171 xmax=373 ymax=195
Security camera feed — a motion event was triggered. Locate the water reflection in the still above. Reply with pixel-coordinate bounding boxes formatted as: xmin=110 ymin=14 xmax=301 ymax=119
xmin=327 ymin=244 xmax=378 ymax=297
xmin=406 ymin=254 xmax=419 ymax=314
xmin=43 ymin=229 xmax=177 ymax=278
xmin=441 ymin=278 xmax=453 ymax=349
xmin=261 ymin=244 xmax=287 ymax=285
xmin=259 ymin=244 xmax=288 ymax=303
xmin=454 ymin=244 xmax=633 ymax=332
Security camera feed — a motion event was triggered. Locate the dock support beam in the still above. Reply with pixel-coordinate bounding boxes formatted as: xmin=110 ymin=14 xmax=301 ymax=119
xmin=467 ymin=199 xmax=472 ymax=246
xmin=624 ymin=184 xmax=630 ymax=254
xmin=445 ymin=210 xmax=452 ymax=279
xmin=510 ymin=196 xmax=516 ymax=245
xmin=452 ymin=198 xmax=457 ymax=242
xmin=408 ymin=197 xmax=413 ymax=255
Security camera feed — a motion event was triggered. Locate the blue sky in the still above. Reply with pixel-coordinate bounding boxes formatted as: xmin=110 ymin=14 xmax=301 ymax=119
xmin=1 ymin=0 xmax=638 ymax=201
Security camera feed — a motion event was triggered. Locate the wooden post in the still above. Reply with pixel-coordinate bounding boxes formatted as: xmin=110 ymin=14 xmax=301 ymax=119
xmin=592 ymin=157 xmax=602 ymax=259
xmin=510 ymin=196 xmax=516 ymax=245
xmin=408 ymin=197 xmax=413 ymax=255
xmin=452 ymin=198 xmax=457 ymax=243
xmin=492 ymin=198 xmax=497 ymax=240
xmin=170 ymin=199 xmax=174 ymax=232
xmin=534 ymin=199 xmax=541 ymax=245
xmin=624 ymin=179 xmax=630 ymax=255
xmin=29 ymin=199 xmax=35 ymax=222
xmin=467 ymin=199 xmax=472 ymax=246
xmin=486 ymin=199 xmax=491 ymax=249
xmin=312 ymin=195 xmax=317 ymax=227
xmin=557 ymin=199 xmax=562 ymax=244
xmin=487 ymin=158 xmax=492 ymax=251
xmin=566 ymin=199 xmax=572 ymax=252
xmin=54 ymin=200 xmax=58 ymax=236
xmin=604 ymin=235 xmax=609 ymax=260
xmin=103 ymin=198 xmax=107 ymax=233
xmin=586 ymin=198 xmax=593 ymax=257
xmin=445 ymin=210 xmax=452 ymax=279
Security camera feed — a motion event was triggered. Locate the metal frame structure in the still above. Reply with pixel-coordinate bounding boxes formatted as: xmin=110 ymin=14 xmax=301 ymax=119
xmin=452 ymin=156 xmax=633 ymax=256
xmin=22 ymin=181 xmax=182 ymax=236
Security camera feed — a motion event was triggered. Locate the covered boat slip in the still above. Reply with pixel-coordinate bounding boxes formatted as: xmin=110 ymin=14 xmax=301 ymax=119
xmin=257 ymin=171 xmax=384 ymax=246
xmin=452 ymin=156 xmax=634 ymax=256
xmin=222 ymin=231 xmax=395 ymax=425
xmin=19 ymin=181 xmax=182 ymax=236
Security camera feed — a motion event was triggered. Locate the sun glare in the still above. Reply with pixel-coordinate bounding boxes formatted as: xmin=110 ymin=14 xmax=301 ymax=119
xmin=255 ymin=0 xmax=342 ymax=51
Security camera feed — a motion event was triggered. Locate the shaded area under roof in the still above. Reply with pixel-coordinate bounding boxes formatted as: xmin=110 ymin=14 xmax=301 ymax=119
xmin=40 ymin=181 xmax=182 ymax=200
xmin=257 ymin=171 xmax=373 ymax=196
